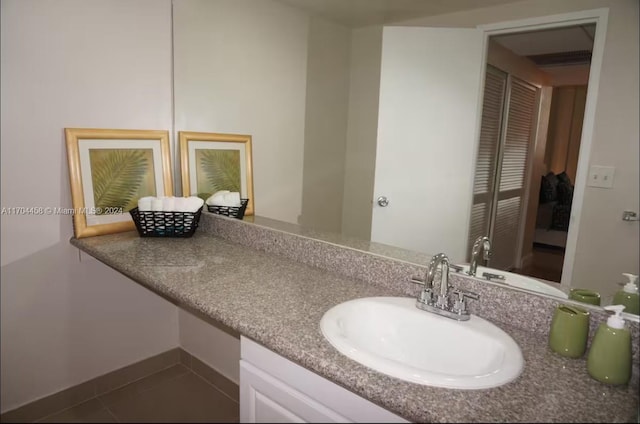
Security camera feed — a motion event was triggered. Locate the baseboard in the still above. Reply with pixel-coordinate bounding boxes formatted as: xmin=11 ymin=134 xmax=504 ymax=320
xmin=178 ymin=349 xmax=239 ymax=402
xmin=0 ymin=347 xmax=237 ymax=423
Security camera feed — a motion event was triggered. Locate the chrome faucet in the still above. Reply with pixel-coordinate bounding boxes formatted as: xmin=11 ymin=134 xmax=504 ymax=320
xmin=414 ymin=252 xmax=478 ymax=321
xmin=425 ymin=253 xmax=450 ymax=309
xmin=468 ymin=236 xmax=492 ymax=277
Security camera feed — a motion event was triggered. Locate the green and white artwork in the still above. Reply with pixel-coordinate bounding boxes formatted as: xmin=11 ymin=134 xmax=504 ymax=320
xmin=195 ymin=149 xmax=241 ymax=200
xmin=89 ymin=149 xmax=157 ymax=214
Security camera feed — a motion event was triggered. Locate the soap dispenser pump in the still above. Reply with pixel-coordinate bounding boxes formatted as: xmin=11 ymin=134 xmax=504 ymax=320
xmin=612 ymin=273 xmax=639 ymax=315
xmin=586 ymin=305 xmax=631 ymax=385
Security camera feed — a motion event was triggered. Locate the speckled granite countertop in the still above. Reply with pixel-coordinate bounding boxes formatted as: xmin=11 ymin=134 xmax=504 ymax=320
xmin=71 ymin=232 xmax=638 ymax=423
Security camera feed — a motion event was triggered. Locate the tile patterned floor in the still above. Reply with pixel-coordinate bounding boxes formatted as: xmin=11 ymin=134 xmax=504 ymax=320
xmin=33 ymin=365 xmax=239 ymax=423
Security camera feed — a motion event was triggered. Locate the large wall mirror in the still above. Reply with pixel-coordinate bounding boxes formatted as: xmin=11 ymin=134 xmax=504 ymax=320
xmin=172 ymin=0 xmax=639 ymax=315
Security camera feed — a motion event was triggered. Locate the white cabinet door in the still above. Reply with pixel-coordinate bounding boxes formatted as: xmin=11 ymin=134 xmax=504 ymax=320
xmin=240 ymin=337 xmax=408 ymax=423
xmin=241 ymin=361 xmax=348 ymax=423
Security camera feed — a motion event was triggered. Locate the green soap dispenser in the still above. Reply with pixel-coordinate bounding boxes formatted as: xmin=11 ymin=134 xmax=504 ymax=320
xmin=587 ymin=305 xmax=632 ymax=385
xmin=612 ymin=273 xmax=639 ymax=315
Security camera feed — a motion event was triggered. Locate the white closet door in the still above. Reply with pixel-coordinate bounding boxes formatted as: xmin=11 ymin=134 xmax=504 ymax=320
xmin=467 ymin=66 xmax=507 ymax=260
xmin=490 ymin=77 xmax=538 ymax=270
xmin=371 ymin=26 xmax=484 ymax=262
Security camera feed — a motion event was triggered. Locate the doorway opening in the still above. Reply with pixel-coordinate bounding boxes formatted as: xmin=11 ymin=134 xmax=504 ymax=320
xmin=469 ymin=17 xmax=601 ymax=287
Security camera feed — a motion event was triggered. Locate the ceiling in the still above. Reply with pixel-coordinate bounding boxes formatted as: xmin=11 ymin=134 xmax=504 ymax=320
xmin=274 ymin=1 xmax=595 ymax=67
xmin=276 ymin=0 xmax=525 ymax=28
xmin=492 ymin=24 xmax=595 ymax=66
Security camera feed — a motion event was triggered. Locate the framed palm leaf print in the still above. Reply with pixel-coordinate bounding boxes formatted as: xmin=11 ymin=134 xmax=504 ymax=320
xmin=65 ymin=128 xmax=173 ymax=238
xmin=179 ymin=132 xmax=254 ymax=216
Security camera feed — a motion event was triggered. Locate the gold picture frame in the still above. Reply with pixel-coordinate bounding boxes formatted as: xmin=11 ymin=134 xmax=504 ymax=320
xmin=179 ymin=131 xmax=254 ymax=216
xmin=65 ymin=128 xmax=173 ymax=238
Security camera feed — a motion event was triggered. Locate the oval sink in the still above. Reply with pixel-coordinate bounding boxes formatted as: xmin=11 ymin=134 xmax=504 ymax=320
xmin=460 ymin=265 xmax=568 ymax=298
xmin=320 ymin=297 xmax=523 ymax=389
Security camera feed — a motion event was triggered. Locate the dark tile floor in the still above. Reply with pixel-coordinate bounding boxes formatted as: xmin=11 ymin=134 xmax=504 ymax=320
xmin=516 ymin=244 xmax=564 ymax=283
xmin=34 ymin=365 xmax=239 ymax=423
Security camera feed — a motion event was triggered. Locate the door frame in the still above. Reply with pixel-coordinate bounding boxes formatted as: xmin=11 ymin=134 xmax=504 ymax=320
xmin=471 ymin=8 xmax=609 ymax=290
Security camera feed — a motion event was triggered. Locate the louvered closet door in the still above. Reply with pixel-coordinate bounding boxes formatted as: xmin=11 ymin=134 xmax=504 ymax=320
xmin=467 ymin=66 xmax=507 ymax=261
xmin=490 ymin=77 xmax=538 ymax=270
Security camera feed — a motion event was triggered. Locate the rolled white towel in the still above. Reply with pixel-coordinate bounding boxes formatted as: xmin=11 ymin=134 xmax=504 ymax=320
xmin=184 ymin=196 xmax=204 ymax=212
xmin=174 ymin=197 xmax=188 ymax=212
xmin=223 ymin=192 xmax=241 ymax=207
xmin=151 ymin=198 xmax=164 ymax=212
xmin=207 ymin=191 xmax=241 ymax=207
xmin=138 ymin=196 xmax=154 ymax=211
xmin=205 ymin=190 xmax=230 ymax=206
xmin=162 ymin=196 xmax=176 ymax=212
xmin=174 ymin=196 xmax=203 ymax=212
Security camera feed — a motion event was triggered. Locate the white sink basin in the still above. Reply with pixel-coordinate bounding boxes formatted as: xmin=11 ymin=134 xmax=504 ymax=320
xmin=320 ymin=297 xmax=523 ymax=389
xmin=459 ymin=265 xmax=568 ymax=298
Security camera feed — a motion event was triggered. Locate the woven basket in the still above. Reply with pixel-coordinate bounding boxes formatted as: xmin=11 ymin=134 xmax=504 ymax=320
xmin=130 ymin=207 xmax=203 ymax=237
xmin=206 ymin=198 xmax=249 ymax=219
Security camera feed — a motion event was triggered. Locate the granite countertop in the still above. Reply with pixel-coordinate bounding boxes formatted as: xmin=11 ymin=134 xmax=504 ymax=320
xmin=71 ymin=232 xmax=638 ymax=423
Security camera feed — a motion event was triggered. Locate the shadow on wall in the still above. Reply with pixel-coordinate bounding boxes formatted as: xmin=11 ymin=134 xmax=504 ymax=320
xmin=1 ymin=241 xmax=77 ymax=412
xmin=0 ymin=238 xmax=179 ymax=414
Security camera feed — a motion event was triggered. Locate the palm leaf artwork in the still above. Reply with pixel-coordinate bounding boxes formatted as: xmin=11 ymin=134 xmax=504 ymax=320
xmin=197 ymin=149 xmax=241 ymax=199
xmin=90 ymin=149 xmax=154 ymax=214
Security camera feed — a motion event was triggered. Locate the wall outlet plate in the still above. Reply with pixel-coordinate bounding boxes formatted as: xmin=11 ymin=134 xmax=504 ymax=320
xmin=587 ymin=165 xmax=615 ymax=188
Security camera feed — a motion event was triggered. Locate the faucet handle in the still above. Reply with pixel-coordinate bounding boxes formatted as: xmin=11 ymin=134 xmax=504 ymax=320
xmin=451 ymin=289 xmax=479 ymax=315
xmin=481 ymin=272 xmax=506 ymax=283
xmin=410 ymin=277 xmax=425 ymax=286
xmin=449 ymin=264 xmax=464 ymax=273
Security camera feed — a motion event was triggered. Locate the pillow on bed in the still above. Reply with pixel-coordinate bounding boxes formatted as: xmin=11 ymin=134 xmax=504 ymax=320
xmin=557 ymin=171 xmax=572 ymax=186
xmin=557 ymin=181 xmax=574 ymax=206
xmin=551 ymin=204 xmax=571 ymax=231
xmin=539 ymin=172 xmax=558 ymax=203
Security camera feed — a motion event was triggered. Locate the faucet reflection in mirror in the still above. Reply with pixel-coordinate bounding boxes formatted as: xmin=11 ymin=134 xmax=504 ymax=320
xmin=415 ymin=253 xmax=479 ymax=321
xmin=467 ymin=236 xmax=492 ymax=277
xmin=172 ymin=1 xmax=637 ymax=310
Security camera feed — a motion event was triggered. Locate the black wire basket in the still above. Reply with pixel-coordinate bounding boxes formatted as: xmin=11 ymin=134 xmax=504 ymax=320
xmin=206 ymin=198 xmax=249 ymax=220
xmin=129 ymin=207 xmax=203 ymax=237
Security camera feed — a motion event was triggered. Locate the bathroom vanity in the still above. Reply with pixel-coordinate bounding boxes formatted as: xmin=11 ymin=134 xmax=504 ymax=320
xmin=70 ymin=213 xmax=639 ymax=423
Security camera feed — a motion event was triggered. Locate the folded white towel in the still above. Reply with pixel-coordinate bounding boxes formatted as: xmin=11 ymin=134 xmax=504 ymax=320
xmin=138 ymin=196 xmax=154 ymax=211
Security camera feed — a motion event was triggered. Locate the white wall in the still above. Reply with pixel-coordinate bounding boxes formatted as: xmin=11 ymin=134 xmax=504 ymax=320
xmin=0 ymin=0 xmax=179 ymax=412
xmin=173 ymin=0 xmax=309 ymax=223
xmin=298 ymin=16 xmax=351 ymax=233
xmin=341 ymin=26 xmax=383 ymax=240
xmin=398 ymin=0 xmax=639 ymax=297
xmin=178 ymin=309 xmax=240 ymax=384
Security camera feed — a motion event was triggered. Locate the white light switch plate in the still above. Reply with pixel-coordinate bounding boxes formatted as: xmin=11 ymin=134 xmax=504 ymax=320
xmin=587 ymin=165 xmax=615 ymax=188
